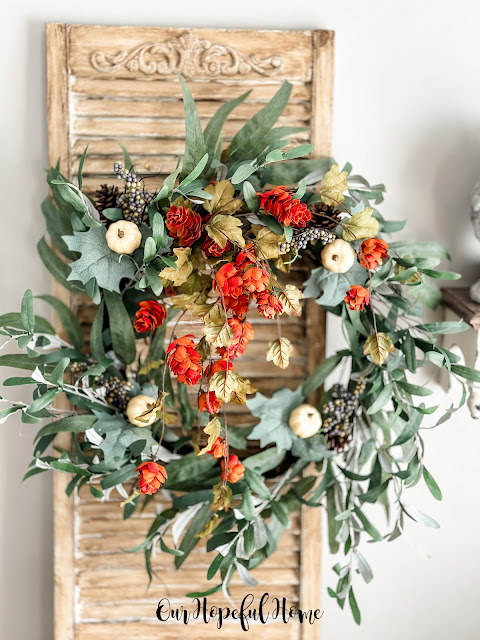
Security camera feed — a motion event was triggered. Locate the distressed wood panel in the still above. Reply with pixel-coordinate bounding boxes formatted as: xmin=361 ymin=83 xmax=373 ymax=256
xmin=46 ymin=22 xmax=334 ymax=640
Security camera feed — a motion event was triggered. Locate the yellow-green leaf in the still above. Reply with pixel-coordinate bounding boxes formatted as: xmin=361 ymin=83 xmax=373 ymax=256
xmin=209 ymin=370 xmax=240 ymax=403
xmin=202 ymin=180 xmax=242 ymax=215
xmin=204 ymin=322 xmax=235 ymax=348
xmin=278 ymin=284 xmax=304 ymax=317
xmin=342 ymin=207 xmax=379 ymax=242
xmin=158 ymin=248 xmax=193 ymax=286
xmin=320 ymin=163 xmax=348 ymax=206
xmin=197 ymin=417 xmax=222 ymax=456
xmin=252 ymin=224 xmax=285 ymax=259
xmin=205 ymin=214 xmax=245 ymax=249
xmin=363 ymin=332 xmax=395 ymax=365
xmin=266 ymin=337 xmax=293 ymax=369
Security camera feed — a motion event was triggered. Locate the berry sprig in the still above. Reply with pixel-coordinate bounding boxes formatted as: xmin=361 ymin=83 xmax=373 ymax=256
xmin=113 ymin=162 xmax=154 ymax=224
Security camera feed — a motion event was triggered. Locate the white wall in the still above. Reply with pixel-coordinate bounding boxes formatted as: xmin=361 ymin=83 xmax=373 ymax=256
xmin=1 ymin=1 xmax=480 ymax=638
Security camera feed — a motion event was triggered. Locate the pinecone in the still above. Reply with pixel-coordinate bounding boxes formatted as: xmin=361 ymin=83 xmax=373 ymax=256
xmin=95 ymin=184 xmax=119 ymax=215
xmin=309 ymin=202 xmax=343 ymax=230
xmin=321 ymin=380 xmax=365 ymax=453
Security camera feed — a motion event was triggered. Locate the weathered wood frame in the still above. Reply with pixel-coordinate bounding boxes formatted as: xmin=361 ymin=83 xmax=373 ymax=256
xmin=46 ymin=22 xmax=334 ymax=639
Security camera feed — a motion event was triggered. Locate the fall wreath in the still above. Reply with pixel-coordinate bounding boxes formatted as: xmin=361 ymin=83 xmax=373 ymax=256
xmin=1 ymin=78 xmax=477 ymax=623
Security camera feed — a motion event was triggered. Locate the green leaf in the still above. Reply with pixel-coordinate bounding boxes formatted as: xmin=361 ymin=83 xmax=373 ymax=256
xmin=90 ymin=485 xmax=104 ymax=498
xmin=100 ymin=463 xmax=137 ymax=490
xmin=367 ymin=382 xmax=393 ymax=414
xmin=303 ymin=263 xmax=367 ymax=307
xmin=94 ymin=413 xmax=157 ymax=465
xmin=256 ymin=213 xmax=284 ymax=235
xmin=178 ymin=153 xmax=209 ymax=189
xmin=244 ymin=468 xmax=271 ymax=500
xmin=302 ymin=351 xmax=348 ymax=397
xmin=403 ymin=332 xmax=416 ymax=373
xmin=174 ymin=503 xmax=212 ymax=569
xmin=326 ymin=487 xmax=340 ymax=554
xmin=423 ymin=467 xmax=442 ymax=501
xmin=90 ymin=299 xmax=105 ymax=362
xmin=450 ymin=364 xmax=480 ymax=383
xmin=270 ymin=501 xmax=289 ymax=527
xmin=229 ymin=82 xmax=292 ymax=162
xmin=0 ymin=312 xmax=54 ymax=335
xmin=349 ymin=588 xmax=361 ymax=625
xmin=152 ymin=212 xmax=168 ymax=249
xmin=37 ymin=237 xmax=85 ymax=294
xmin=37 ymin=295 xmax=84 ymax=349
xmin=49 ymin=357 xmax=70 ymax=387
xmin=231 ymin=163 xmax=257 ymax=185
xmin=34 ymin=414 xmax=97 ymax=441
xmin=416 ymin=320 xmax=469 ymax=335
xmin=143 ymin=237 xmax=156 ymax=264
xmin=178 ymin=75 xmax=207 ymax=180
xmin=396 ymin=380 xmax=432 ymax=397
xmin=29 ymin=388 xmax=60 ymax=413
xmin=391 ymin=408 xmax=423 ymax=446
xmin=204 ymin=91 xmax=251 ymax=165
xmin=40 ymin=197 xmax=75 ymax=258
xmin=282 ymin=144 xmax=314 ymax=160
xmin=120 ymin=143 xmax=133 ymax=171
xmin=0 ymin=353 xmax=45 ymax=371
xmin=247 ymin=387 xmax=304 ymax=453
xmin=50 ymin=461 xmax=91 ymax=476
xmin=102 ymin=208 xmax=123 ymax=221
xmin=145 ymin=265 xmax=164 ymax=296
xmin=186 ymin=584 xmax=223 ymax=598
xmin=207 ymin=553 xmax=224 ymax=580
xmin=177 ymin=383 xmax=195 ymax=431
xmin=240 ymin=486 xmax=255 ymax=521
xmin=353 ymin=506 xmax=382 ymax=542
xmin=262 ymin=158 xmax=333 ymax=186
xmin=359 ymin=479 xmax=389 ymax=503
xmin=159 ymin=538 xmax=184 ymax=556
xmin=77 ymin=146 xmax=88 ymax=190
xmin=63 ymin=226 xmax=136 ymax=293
xmin=390 ymin=240 xmax=450 ymax=260
xmin=419 ymin=268 xmax=461 ymax=280
xmin=21 ymin=290 xmax=35 ymax=334
xmin=103 ymin=291 xmax=136 ymax=364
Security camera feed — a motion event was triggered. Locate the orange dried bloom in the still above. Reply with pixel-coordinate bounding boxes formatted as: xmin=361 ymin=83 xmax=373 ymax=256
xmin=166 ymin=205 xmax=202 ymax=247
xmin=359 ymin=238 xmax=389 ymax=270
xmin=225 ymin=293 xmax=250 ymax=319
xmin=203 ymin=236 xmax=230 ymax=258
xmin=166 ymin=335 xmax=202 ymax=385
xmin=256 ymin=291 xmax=284 ymax=319
xmin=133 ymin=300 xmax=167 ymax=333
xmin=235 ymin=244 xmax=257 ymax=268
xmin=208 ymin=436 xmax=226 ymax=459
xmin=242 ymin=265 xmax=270 ymax=294
xmin=344 ymin=285 xmax=370 ymax=311
xmin=217 ymin=318 xmax=254 ymax=359
xmin=215 ymin=263 xmax=244 ymax=299
xmin=204 ymin=359 xmax=234 ymax=378
xmin=136 ymin=461 xmax=167 ymax=495
xmin=257 ymin=186 xmax=312 ymax=228
xmin=198 ymin=391 xmax=222 ymax=414
xmin=221 ymin=454 xmax=245 ymax=483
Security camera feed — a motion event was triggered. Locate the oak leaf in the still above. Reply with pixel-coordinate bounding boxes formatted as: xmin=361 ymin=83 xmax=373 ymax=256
xmin=266 ymin=337 xmax=293 ymax=369
xmin=204 ymin=321 xmax=235 ymax=348
xmin=278 ymin=284 xmax=304 ymax=316
xmin=158 ymin=248 xmax=193 ymax=286
xmin=209 ymin=369 xmax=241 ymax=403
xmin=364 ymin=332 xmax=395 ymax=365
xmin=342 ymin=207 xmax=379 ymax=242
xmin=205 ymin=214 xmax=245 ymax=249
xmin=252 ymin=224 xmax=285 ymax=259
xmin=197 ymin=417 xmax=222 ymax=456
xmin=203 ymin=180 xmax=242 ymax=215
xmin=320 ymin=163 xmax=348 ymax=206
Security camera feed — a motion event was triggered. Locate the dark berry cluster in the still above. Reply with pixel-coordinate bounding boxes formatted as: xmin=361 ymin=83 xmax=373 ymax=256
xmin=280 ymin=227 xmax=336 ymax=253
xmin=70 ymin=361 xmax=90 ymax=377
xmin=94 ymin=374 xmax=134 ymax=411
xmin=113 ymin=162 xmax=154 ymax=224
xmin=321 ymin=379 xmax=366 ymax=452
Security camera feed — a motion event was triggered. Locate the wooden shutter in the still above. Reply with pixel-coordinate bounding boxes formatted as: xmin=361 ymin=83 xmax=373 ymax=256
xmin=46 ymin=23 xmax=334 ymax=640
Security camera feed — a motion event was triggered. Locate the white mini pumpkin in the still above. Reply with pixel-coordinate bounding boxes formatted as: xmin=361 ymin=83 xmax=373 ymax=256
xmin=106 ymin=220 xmax=142 ymax=255
xmin=321 ymin=238 xmax=356 ymax=273
xmin=126 ymin=394 xmax=157 ymax=427
xmin=288 ymin=404 xmax=322 ymax=439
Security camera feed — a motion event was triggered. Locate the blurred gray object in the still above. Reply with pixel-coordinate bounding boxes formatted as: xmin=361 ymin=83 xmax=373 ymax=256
xmin=471 ymin=180 xmax=480 ymax=302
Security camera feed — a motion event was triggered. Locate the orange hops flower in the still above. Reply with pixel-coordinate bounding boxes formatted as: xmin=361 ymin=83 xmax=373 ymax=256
xmin=166 ymin=205 xmax=202 ymax=247
xmin=235 ymin=243 xmax=257 ymax=268
xmin=217 ymin=318 xmax=254 ymax=359
xmin=225 ymin=293 xmax=250 ymax=319
xmin=136 ymin=461 xmax=167 ymax=495
xmin=359 ymin=238 xmax=389 ymax=270
xmin=204 ymin=359 xmax=234 ymax=378
xmin=256 ymin=291 xmax=284 ymax=319
xmin=344 ymin=285 xmax=370 ymax=311
xmin=198 ymin=391 xmax=222 ymax=414
xmin=203 ymin=236 xmax=230 ymax=257
xmin=133 ymin=300 xmax=167 ymax=333
xmin=242 ymin=265 xmax=270 ymax=294
xmin=215 ymin=263 xmax=244 ymax=299
xmin=257 ymin=186 xmax=312 ymax=228
xmin=208 ymin=436 xmax=226 ymax=459
xmin=166 ymin=335 xmax=202 ymax=385
xmin=221 ymin=454 xmax=245 ymax=483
